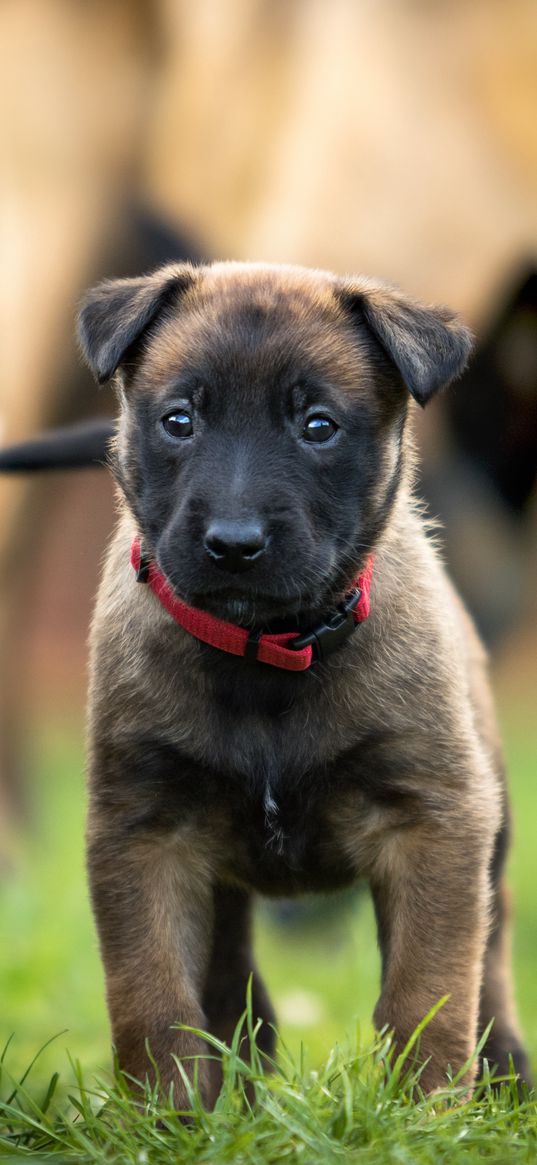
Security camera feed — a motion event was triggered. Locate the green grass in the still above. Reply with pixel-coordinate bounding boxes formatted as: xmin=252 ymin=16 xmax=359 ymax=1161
xmin=1 ymin=1003 xmax=537 ymax=1163
xmin=1 ymin=704 xmax=536 ymax=1160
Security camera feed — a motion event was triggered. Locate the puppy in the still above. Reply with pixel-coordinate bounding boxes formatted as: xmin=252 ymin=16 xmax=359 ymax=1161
xmin=77 ymin=260 xmax=530 ymax=1104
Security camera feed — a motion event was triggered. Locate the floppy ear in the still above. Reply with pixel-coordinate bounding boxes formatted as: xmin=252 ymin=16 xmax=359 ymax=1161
xmin=77 ymin=263 xmax=196 ymax=384
xmin=339 ymin=278 xmax=473 ymax=406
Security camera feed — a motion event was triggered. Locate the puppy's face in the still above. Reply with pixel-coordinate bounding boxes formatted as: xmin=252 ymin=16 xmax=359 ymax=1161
xmin=79 ymin=262 xmax=471 ymax=624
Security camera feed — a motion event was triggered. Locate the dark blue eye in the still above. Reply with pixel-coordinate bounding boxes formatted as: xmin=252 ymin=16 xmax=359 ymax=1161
xmin=303 ymin=415 xmax=338 ymax=443
xmin=162 ymin=411 xmax=193 ymax=439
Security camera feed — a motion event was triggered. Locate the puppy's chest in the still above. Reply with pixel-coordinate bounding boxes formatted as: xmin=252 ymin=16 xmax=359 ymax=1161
xmin=193 ymin=712 xmax=333 ymax=874
xmin=125 ymin=676 xmax=344 ymax=889
xmin=169 ymin=690 xmax=372 ymax=894
xmin=221 ymin=772 xmax=356 ymax=894
xmin=194 ymin=656 xmax=352 ymax=776
xmin=127 ymin=651 xmax=405 ymax=891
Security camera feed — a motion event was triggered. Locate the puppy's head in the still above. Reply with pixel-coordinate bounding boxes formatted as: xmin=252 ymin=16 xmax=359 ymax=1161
xmin=78 ymin=262 xmax=471 ymax=624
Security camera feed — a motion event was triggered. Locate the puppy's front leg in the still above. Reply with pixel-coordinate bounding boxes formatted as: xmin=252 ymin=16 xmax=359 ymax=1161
xmin=370 ymin=808 xmax=494 ymax=1093
xmin=87 ymin=805 xmax=214 ymax=1106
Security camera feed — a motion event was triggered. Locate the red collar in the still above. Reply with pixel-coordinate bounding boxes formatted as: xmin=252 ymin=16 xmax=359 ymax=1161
xmin=131 ymin=537 xmax=374 ymax=672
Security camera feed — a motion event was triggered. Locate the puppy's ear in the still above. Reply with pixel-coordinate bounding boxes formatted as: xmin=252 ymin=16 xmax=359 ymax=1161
xmin=77 ymin=264 xmax=196 ymax=384
xmin=338 ymin=278 xmax=473 ymax=406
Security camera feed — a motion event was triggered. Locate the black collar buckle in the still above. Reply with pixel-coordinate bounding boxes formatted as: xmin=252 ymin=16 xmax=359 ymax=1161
xmin=289 ymin=587 xmax=362 ymax=663
xmin=135 ymin=550 xmax=151 ymax=584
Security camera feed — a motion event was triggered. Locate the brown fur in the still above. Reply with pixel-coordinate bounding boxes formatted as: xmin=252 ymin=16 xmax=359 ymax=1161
xmin=82 ymin=262 xmax=529 ymax=1104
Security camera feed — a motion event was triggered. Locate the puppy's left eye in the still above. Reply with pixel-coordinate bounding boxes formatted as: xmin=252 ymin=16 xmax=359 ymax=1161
xmin=302 ymin=414 xmax=338 ymax=443
xmin=162 ymin=411 xmax=193 ymax=439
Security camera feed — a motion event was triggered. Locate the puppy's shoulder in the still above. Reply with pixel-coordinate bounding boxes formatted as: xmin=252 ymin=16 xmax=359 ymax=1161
xmin=351 ymin=495 xmax=490 ymax=737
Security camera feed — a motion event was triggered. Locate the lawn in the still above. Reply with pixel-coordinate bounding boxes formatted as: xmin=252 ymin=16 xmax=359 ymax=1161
xmin=1 ymin=697 xmax=536 ymax=1161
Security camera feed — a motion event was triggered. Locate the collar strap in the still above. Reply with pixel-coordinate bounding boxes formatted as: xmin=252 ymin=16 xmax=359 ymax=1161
xmin=130 ymin=537 xmax=374 ymax=672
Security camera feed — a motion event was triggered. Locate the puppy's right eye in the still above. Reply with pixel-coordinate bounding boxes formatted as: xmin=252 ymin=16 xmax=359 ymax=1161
xmin=162 ymin=411 xmax=193 ymax=439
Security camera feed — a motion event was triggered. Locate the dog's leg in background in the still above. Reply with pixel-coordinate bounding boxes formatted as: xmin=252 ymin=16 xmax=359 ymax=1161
xmin=478 ymin=818 xmax=532 ymax=1085
xmin=87 ymin=810 xmax=215 ymax=1106
xmin=369 ymin=806 xmax=496 ymax=1092
xmin=203 ymin=885 xmax=277 ymax=1093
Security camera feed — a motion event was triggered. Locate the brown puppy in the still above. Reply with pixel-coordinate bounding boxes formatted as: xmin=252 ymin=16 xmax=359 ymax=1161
xmin=78 ymin=261 xmax=529 ymax=1105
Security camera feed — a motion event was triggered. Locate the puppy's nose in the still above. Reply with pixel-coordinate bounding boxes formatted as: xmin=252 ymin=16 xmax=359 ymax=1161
xmin=204 ymin=519 xmax=267 ymax=573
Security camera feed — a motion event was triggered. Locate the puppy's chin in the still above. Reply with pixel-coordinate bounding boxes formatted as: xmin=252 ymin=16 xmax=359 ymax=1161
xmin=158 ymin=556 xmax=344 ymax=627
xmin=187 ymin=589 xmax=308 ymax=628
